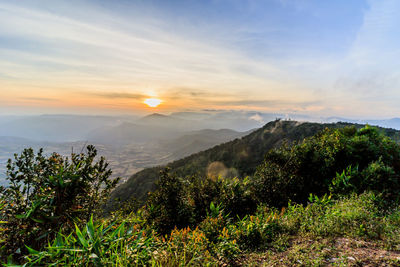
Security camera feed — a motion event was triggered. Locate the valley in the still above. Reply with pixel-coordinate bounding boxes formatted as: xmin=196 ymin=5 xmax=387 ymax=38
xmin=0 ymin=113 xmax=253 ymax=185
xmin=2 ymin=112 xmax=400 ymax=188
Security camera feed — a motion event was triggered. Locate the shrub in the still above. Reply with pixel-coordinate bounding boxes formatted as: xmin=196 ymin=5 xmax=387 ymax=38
xmin=199 ymin=203 xmax=226 ymax=243
xmin=145 ymin=169 xmax=193 ymax=234
xmin=0 ymin=145 xmax=119 ymax=261
xmin=185 ymin=176 xmax=224 ymax=224
xmin=218 ymin=177 xmax=256 ymax=219
xmin=252 ymin=126 xmax=400 ymax=207
xmin=185 ymin=175 xmax=256 ymax=223
xmin=229 ymin=208 xmax=284 ymax=251
xmin=146 ymin=171 xmax=256 ymax=234
xmin=282 ymin=192 xmax=385 ymax=239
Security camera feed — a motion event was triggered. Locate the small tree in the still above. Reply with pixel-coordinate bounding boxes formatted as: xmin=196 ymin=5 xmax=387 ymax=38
xmin=145 ymin=169 xmax=193 ymax=234
xmin=0 ymin=145 xmax=119 ymax=260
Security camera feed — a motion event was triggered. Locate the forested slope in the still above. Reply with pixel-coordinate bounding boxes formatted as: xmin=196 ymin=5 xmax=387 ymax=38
xmin=110 ymin=120 xmax=400 ymax=205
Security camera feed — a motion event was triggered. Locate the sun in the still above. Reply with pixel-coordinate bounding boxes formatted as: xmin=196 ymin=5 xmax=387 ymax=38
xmin=144 ymin=98 xmax=162 ymax=107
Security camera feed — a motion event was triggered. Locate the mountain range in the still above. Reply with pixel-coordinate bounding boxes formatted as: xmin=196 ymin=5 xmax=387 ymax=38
xmin=0 ymin=115 xmax=250 ymax=185
xmin=2 ymin=112 xmax=400 ymax=143
xmin=3 ymin=112 xmax=400 ymax=188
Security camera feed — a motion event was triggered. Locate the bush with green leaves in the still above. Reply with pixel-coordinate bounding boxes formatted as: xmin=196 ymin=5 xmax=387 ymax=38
xmin=186 ymin=175 xmax=256 ymax=222
xmin=229 ymin=207 xmax=284 ymax=251
xmin=217 ymin=177 xmax=256 ymax=219
xmin=282 ymin=192 xmax=388 ymax=239
xmin=144 ymin=170 xmax=256 ymax=235
xmin=252 ymin=126 xmax=400 ymax=207
xmin=198 ymin=202 xmax=227 ymax=243
xmin=0 ymin=145 xmax=119 ymax=261
xmin=144 ymin=169 xmax=194 ymax=235
xmin=184 ymin=175 xmax=225 ymax=224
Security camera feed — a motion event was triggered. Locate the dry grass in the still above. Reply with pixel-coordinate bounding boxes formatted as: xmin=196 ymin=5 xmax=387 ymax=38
xmin=240 ymin=237 xmax=400 ymax=267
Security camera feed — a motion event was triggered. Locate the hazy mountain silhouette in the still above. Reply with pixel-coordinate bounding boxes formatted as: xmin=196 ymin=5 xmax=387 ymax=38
xmin=87 ymin=121 xmax=183 ymax=145
xmin=0 ymin=115 xmax=124 ymax=142
xmin=155 ymin=128 xmax=252 ymax=160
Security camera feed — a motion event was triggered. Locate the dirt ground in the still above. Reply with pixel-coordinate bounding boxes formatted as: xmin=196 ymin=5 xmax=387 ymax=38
xmin=240 ymin=237 xmax=400 ymax=266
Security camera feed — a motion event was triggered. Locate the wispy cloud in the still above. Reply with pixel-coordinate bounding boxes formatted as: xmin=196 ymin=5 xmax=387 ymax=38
xmin=20 ymin=97 xmax=59 ymax=102
xmin=211 ymin=99 xmax=320 ymax=107
xmin=86 ymin=92 xmax=146 ymax=100
xmin=1 ymin=0 xmax=400 ymax=117
xmin=0 ymin=2 xmax=283 ymax=89
xmin=0 ymin=1 xmax=308 ymax=111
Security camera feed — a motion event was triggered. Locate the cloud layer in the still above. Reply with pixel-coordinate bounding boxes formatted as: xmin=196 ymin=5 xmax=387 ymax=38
xmin=1 ymin=0 xmax=400 ymax=118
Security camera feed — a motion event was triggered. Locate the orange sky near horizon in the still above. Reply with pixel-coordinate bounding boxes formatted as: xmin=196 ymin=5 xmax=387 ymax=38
xmin=2 ymin=1 xmax=400 ymax=119
xmin=1 ymin=83 xmax=328 ymax=116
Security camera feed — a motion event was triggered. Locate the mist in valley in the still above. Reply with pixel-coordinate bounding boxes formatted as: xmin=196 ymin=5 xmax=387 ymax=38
xmin=2 ymin=111 xmax=400 ymax=186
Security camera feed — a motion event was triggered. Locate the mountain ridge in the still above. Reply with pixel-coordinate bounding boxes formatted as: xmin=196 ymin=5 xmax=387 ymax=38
xmin=109 ymin=119 xmax=400 ymax=207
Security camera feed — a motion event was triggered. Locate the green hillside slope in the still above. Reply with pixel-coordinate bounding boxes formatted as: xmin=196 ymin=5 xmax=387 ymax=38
xmin=109 ymin=120 xmax=400 ymax=206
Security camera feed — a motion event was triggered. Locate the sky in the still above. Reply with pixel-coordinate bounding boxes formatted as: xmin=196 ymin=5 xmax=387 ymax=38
xmin=0 ymin=0 xmax=400 ymax=118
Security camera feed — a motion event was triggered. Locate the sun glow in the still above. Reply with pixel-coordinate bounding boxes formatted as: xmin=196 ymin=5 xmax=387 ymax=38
xmin=144 ymin=98 xmax=162 ymax=107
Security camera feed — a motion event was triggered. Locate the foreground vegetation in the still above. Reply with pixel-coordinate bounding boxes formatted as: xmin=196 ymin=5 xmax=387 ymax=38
xmin=4 ymin=192 xmax=400 ymax=266
xmin=1 ymin=125 xmax=400 ymax=266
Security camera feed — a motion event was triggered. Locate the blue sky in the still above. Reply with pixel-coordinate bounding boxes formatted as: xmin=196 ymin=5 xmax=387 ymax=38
xmin=0 ymin=0 xmax=399 ymax=118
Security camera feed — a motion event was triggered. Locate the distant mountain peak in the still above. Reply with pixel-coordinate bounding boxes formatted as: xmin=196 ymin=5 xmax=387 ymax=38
xmin=138 ymin=113 xmax=174 ymax=122
xmin=138 ymin=113 xmax=187 ymax=125
xmin=143 ymin=113 xmax=168 ymax=118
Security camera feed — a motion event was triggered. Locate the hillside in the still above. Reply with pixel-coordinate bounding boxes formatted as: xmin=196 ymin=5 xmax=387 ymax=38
xmin=87 ymin=114 xmax=249 ymax=145
xmin=4 ymin=122 xmax=400 ymax=266
xmin=155 ymin=128 xmax=251 ymax=160
xmin=110 ymin=120 xmax=400 ymax=205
